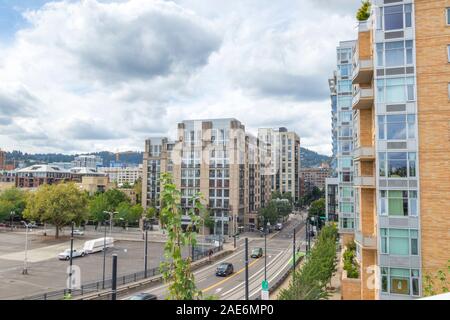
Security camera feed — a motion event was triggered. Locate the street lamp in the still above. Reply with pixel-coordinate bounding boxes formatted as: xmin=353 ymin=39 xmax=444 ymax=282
xmin=102 ymin=218 xmax=108 ymax=290
xmin=68 ymin=222 xmax=75 ymax=294
xmin=264 ymin=221 xmax=269 ymax=281
xmin=143 ymin=219 xmax=149 ymax=278
xmin=103 ymin=211 xmax=118 ymax=237
xmin=10 ymin=211 xmax=14 ymax=231
xmin=21 ymin=221 xmax=29 ymax=275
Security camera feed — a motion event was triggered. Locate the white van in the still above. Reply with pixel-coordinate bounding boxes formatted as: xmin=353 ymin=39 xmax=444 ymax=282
xmin=83 ymin=237 xmax=114 ymax=254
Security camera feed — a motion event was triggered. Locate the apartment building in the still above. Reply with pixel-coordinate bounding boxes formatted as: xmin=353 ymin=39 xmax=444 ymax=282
xmin=15 ymin=165 xmax=72 ymax=188
xmin=72 ymin=155 xmax=103 ymax=168
xmin=98 ymin=165 xmax=143 ymax=187
xmin=141 ymin=119 xmax=273 ymax=237
xmin=337 ymin=0 xmax=450 ymax=300
xmin=141 ymin=137 xmax=174 ymax=210
xmin=257 ymin=127 xmax=301 ymax=202
xmin=300 ymin=166 xmax=332 ymax=196
xmin=328 ymin=40 xmax=357 ymax=243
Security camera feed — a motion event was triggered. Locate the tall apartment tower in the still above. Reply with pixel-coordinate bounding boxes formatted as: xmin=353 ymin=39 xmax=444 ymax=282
xmin=339 ymin=0 xmax=450 ymax=299
xmin=257 ymin=128 xmax=301 ymax=202
xmin=172 ymin=119 xmax=247 ymax=238
xmin=330 ymin=40 xmax=357 ymax=244
xmin=141 ymin=137 xmax=174 ymax=210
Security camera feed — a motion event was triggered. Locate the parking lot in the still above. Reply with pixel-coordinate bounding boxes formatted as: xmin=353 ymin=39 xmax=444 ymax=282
xmin=0 ymin=230 xmax=191 ymax=300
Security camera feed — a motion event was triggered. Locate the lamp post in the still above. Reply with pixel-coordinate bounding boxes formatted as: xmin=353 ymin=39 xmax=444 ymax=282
xmin=102 ymin=219 xmax=107 ymax=290
xmin=264 ymin=221 xmax=269 ymax=281
xmin=10 ymin=211 xmax=14 ymax=231
xmin=68 ymin=222 xmax=74 ymax=294
xmin=21 ymin=221 xmax=29 ymax=275
xmin=144 ymin=219 xmax=149 ymax=278
xmin=103 ymin=211 xmax=118 ymax=237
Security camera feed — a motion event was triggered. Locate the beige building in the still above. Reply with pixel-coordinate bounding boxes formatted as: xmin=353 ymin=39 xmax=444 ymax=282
xmin=337 ymin=0 xmax=450 ymax=300
xmin=142 ymin=119 xmax=273 ymax=237
xmin=98 ymin=165 xmax=142 ymax=187
xmin=257 ymin=127 xmax=301 ymax=201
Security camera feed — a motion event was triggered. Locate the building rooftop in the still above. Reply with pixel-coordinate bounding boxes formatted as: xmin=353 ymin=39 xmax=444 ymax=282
xmin=16 ymin=165 xmax=71 ymax=174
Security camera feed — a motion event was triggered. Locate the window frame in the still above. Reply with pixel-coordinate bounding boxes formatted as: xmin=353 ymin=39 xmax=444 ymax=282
xmin=379 ymin=189 xmax=418 ymax=217
xmin=380 ymin=228 xmax=419 ymax=256
xmin=381 ymin=268 xmax=420 ymax=297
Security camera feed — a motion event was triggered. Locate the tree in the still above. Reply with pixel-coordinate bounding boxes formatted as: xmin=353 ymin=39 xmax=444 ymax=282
xmin=88 ymin=193 xmax=109 ymax=226
xmin=159 ymin=173 xmax=203 ymax=300
xmin=278 ymin=223 xmax=338 ymax=300
xmin=0 ymin=188 xmax=27 ymax=222
xmin=258 ymin=201 xmax=279 ymax=226
xmin=273 ymin=199 xmax=293 ymax=218
xmin=23 ymin=183 xmax=89 ymax=238
xmin=308 ymin=198 xmax=325 ymax=219
xmin=103 ymin=188 xmax=130 ymax=210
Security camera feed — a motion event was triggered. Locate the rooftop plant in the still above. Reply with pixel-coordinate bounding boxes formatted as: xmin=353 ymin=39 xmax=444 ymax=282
xmin=356 ymin=0 xmax=371 ymax=21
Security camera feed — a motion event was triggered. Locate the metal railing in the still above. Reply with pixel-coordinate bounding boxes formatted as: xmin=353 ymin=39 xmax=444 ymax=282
xmin=22 ymin=245 xmax=222 ymax=300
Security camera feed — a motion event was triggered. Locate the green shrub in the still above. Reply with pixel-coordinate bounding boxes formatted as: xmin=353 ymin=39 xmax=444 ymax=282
xmin=356 ymin=0 xmax=371 ymax=21
xmin=343 ymin=241 xmax=359 ymax=279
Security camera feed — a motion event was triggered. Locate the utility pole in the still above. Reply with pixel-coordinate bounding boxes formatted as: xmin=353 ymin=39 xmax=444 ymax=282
xmin=264 ymin=223 xmax=267 ymax=281
xmin=102 ymin=220 xmax=107 ymax=289
xmin=111 ymin=254 xmax=117 ymax=300
xmin=144 ymin=220 xmax=148 ymax=278
xmin=292 ymin=227 xmax=296 ymax=283
xmin=22 ymin=222 xmax=29 ymax=275
xmin=68 ymin=222 xmax=74 ymax=294
xmin=245 ymin=238 xmax=249 ymax=300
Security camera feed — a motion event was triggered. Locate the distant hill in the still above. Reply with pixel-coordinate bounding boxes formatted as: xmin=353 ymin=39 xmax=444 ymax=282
xmin=300 ymin=147 xmax=330 ymax=168
xmin=6 ymin=147 xmax=329 ymax=168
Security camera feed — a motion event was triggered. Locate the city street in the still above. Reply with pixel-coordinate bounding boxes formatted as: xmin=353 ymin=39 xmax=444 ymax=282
xmin=122 ymin=213 xmax=309 ymax=300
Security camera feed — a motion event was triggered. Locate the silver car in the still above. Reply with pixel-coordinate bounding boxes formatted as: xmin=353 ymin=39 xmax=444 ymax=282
xmin=73 ymin=229 xmax=84 ymax=236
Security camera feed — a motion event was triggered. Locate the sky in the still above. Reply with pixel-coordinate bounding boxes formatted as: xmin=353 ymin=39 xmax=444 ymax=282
xmin=0 ymin=0 xmax=360 ymax=156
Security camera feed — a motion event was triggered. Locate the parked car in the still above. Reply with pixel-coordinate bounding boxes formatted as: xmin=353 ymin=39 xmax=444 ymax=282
xmin=275 ymin=223 xmax=283 ymax=231
xmin=215 ymin=262 xmax=234 ymax=277
xmin=126 ymin=293 xmax=158 ymax=300
xmin=27 ymin=222 xmax=38 ymax=228
xmin=73 ymin=229 xmax=84 ymax=236
xmin=251 ymin=247 xmax=263 ymax=258
xmin=58 ymin=249 xmax=86 ymax=260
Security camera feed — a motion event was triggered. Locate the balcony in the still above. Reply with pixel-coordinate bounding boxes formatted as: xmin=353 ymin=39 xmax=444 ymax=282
xmin=353 ymin=146 xmax=375 ymax=161
xmin=354 ymin=230 xmax=376 ymax=249
xmin=352 ymin=87 xmax=374 ymax=110
xmin=353 ymin=176 xmax=375 ymax=188
xmin=352 ymin=58 xmax=373 ymax=85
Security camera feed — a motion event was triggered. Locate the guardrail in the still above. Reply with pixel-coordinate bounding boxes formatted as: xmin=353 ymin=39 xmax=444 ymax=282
xmin=22 ymin=245 xmax=223 ymax=301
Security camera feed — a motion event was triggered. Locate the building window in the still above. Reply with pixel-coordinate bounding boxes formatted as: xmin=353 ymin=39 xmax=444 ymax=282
xmin=384 ymin=4 xmax=412 ymax=31
xmin=341 ymin=186 xmax=353 ymax=198
xmin=447 ymin=45 xmax=450 ymax=62
xmin=340 ymin=218 xmax=354 ymax=229
xmin=447 ymin=8 xmax=450 ymax=25
xmin=377 ymin=77 xmax=415 ymax=103
xmin=377 ymin=40 xmax=414 ymax=67
xmin=380 ymin=228 xmax=419 ymax=255
xmin=379 ymin=152 xmax=416 ymax=178
xmin=381 ymin=268 xmax=420 ymax=296
xmin=378 ymin=114 xmax=416 ymax=140
xmin=379 ymin=190 xmax=417 ymax=217
xmin=340 ymin=202 xmax=354 ymax=213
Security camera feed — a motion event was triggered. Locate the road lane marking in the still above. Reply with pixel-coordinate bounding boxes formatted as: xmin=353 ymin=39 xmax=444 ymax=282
xmin=202 ymin=258 xmax=261 ymax=293
xmin=220 ymin=250 xmax=284 ymax=297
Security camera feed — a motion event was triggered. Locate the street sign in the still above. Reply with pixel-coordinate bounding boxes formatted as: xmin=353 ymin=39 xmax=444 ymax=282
xmin=262 ymin=280 xmax=269 ymax=291
xmin=261 ymin=280 xmax=269 ymax=300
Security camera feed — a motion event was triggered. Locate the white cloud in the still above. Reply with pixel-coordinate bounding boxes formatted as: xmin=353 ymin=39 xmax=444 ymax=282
xmin=0 ymin=0 xmax=359 ymax=155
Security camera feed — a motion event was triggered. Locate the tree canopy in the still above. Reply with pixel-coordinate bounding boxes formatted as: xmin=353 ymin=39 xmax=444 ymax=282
xmin=23 ymin=183 xmax=89 ymax=238
xmin=0 ymin=188 xmax=27 ymax=222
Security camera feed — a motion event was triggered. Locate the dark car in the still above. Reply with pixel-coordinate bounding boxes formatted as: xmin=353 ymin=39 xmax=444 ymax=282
xmin=251 ymin=248 xmax=263 ymax=258
xmin=127 ymin=293 xmax=158 ymax=300
xmin=309 ymin=230 xmax=315 ymax=237
xmin=216 ymin=263 xmax=234 ymax=277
